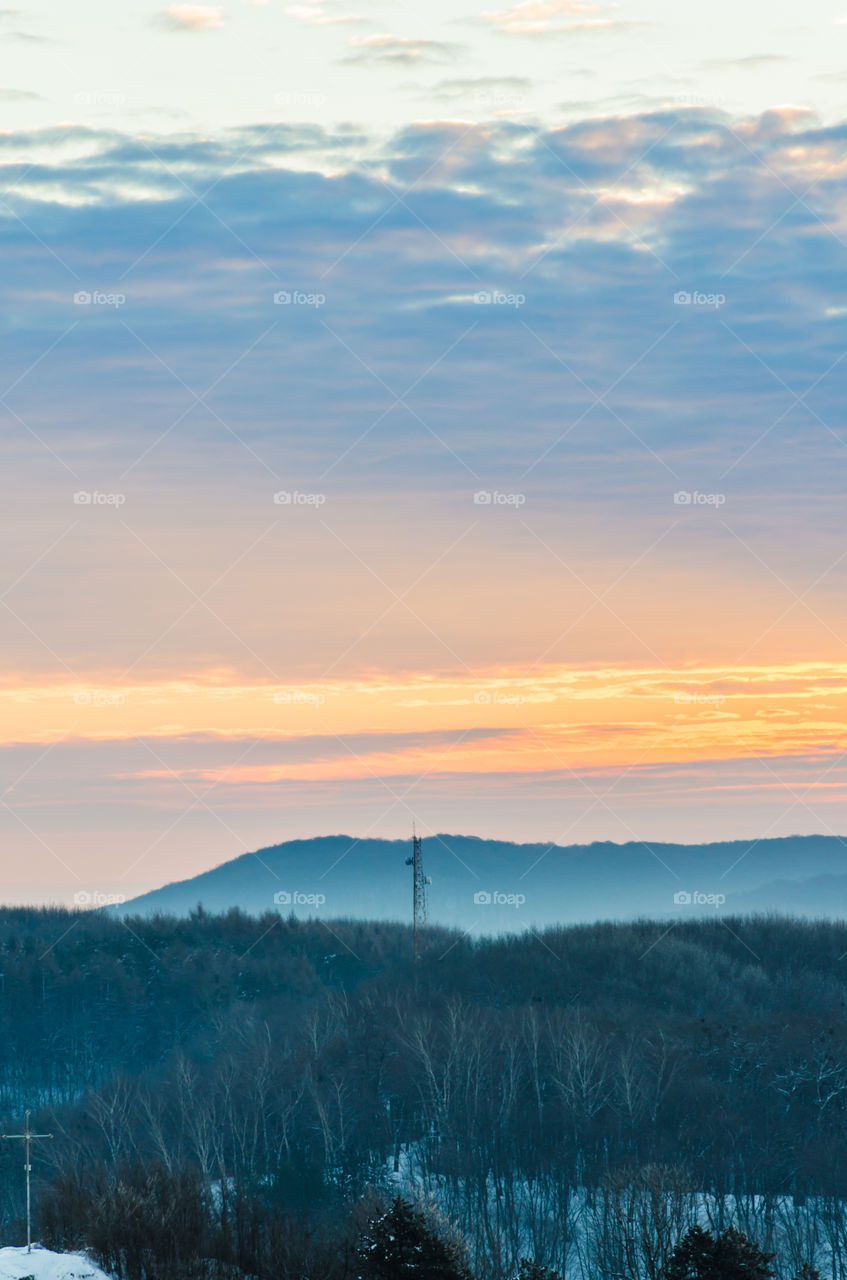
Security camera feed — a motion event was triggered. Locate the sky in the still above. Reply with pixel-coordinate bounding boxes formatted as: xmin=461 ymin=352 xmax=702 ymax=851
xmin=2 ymin=0 xmax=847 ymax=904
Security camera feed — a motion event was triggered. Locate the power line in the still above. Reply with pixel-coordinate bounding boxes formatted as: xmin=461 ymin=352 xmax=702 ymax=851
xmin=2 ymin=1110 xmax=54 ymax=1253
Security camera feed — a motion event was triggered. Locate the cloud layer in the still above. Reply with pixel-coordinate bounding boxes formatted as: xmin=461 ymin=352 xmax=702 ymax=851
xmin=3 ymin=106 xmax=847 ymax=890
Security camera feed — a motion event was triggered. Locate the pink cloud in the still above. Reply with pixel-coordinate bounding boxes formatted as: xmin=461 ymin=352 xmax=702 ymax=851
xmin=479 ymin=0 xmax=626 ymax=34
xmin=156 ymin=4 xmax=225 ymax=30
xmin=286 ymin=0 xmax=363 ymax=24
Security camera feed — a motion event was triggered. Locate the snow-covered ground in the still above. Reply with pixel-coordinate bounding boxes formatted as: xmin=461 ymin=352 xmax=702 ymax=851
xmin=0 ymin=1246 xmax=113 ymax=1280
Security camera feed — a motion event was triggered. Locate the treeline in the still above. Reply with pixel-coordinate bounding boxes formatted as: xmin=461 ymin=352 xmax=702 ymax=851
xmin=36 ymin=1174 xmax=837 ymax=1280
xmin=2 ymin=909 xmax=847 ymax=1275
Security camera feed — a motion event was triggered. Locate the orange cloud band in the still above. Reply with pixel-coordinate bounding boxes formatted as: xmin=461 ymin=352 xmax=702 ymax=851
xmin=1 ymin=660 xmax=845 ymax=783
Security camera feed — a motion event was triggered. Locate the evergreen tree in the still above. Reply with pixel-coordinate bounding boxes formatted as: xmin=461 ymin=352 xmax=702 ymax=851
xmin=356 ymin=1196 xmax=475 ymax=1280
xmin=666 ymin=1225 xmax=776 ymax=1280
xmin=513 ymin=1260 xmax=562 ymax=1280
xmin=792 ymin=1265 xmax=821 ymax=1280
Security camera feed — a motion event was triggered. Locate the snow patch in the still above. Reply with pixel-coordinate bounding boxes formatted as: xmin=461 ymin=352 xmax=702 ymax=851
xmin=0 ymin=1246 xmax=114 ymax=1280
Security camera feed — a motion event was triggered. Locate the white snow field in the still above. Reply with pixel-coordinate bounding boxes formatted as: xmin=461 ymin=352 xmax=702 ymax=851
xmin=0 ymin=1246 xmax=113 ymax=1280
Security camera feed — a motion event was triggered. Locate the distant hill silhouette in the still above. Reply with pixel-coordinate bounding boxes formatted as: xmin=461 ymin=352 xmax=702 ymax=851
xmin=115 ymin=832 xmax=847 ymax=929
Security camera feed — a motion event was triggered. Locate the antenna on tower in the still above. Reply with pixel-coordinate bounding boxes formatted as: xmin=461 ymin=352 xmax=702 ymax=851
xmin=405 ymin=824 xmax=429 ymax=960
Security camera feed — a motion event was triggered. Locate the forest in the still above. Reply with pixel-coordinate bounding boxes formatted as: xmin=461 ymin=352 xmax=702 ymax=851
xmin=1 ymin=906 xmax=847 ymax=1278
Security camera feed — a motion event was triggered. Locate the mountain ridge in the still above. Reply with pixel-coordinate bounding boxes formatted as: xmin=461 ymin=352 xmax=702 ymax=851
xmin=114 ymin=831 xmax=847 ymax=929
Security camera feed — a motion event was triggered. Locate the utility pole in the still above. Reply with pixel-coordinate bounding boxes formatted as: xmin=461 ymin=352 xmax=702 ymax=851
xmin=405 ymin=825 xmax=430 ymax=960
xmin=2 ymin=1110 xmax=53 ymax=1252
